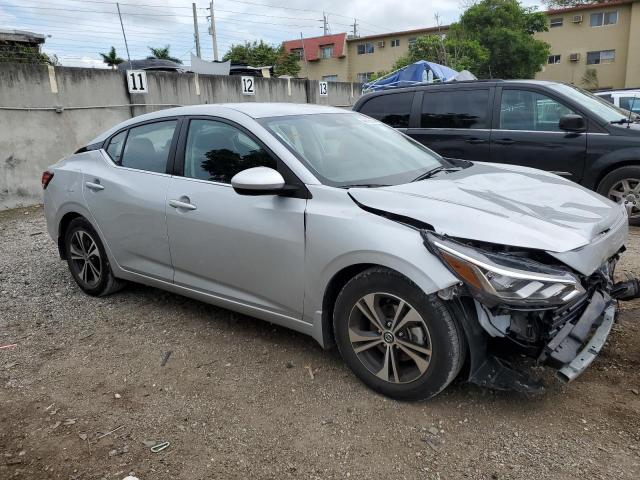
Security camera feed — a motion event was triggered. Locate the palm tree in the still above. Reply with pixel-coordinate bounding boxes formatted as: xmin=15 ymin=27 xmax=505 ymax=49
xmin=100 ymin=46 xmax=123 ymax=69
xmin=147 ymin=45 xmax=182 ymax=64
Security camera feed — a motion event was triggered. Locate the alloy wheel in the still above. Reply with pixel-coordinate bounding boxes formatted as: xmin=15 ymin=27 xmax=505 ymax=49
xmin=608 ymin=178 xmax=640 ymax=219
xmin=347 ymin=292 xmax=432 ymax=384
xmin=68 ymin=230 xmax=102 ymax=287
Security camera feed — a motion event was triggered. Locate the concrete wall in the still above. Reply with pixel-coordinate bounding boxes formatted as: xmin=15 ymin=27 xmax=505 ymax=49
xmin=0 ymin=63 xmax=362 ymax=209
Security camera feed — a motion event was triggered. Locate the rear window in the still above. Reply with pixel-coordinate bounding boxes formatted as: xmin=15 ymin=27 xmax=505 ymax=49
xmin=620 ymin=96 xmax=640 ymax=113
xmin=106 ymin=130 xmax=127 ymax=162
xmin=358 ymin=92 xmax=413 ymax=128
xmin=421 ymin=89 xmax=489 ymax=129
xmin=120 ymin=121 xmax=177 ymax=173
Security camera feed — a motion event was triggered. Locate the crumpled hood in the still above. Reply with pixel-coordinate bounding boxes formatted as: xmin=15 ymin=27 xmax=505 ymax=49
xmin=350 ymin=162 xmax=626 ymax=254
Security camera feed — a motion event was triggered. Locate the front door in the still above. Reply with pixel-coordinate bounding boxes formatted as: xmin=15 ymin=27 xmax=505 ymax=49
xmin=83 ymin=120 xmax=179 ymax=281
xmin=490 ymin=88 xmax=587 ymax=181
xmin=406 ymin=88 xmax=493 ymax=161
xmin=165 ymin=118 xmax=306 ymax=318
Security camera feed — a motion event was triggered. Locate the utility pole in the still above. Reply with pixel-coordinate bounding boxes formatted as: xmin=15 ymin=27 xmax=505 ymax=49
xmin=116 ymin=2 xmax=132 ymax=69
xmin=322 ymin=12 xmax=328 ymax=36
xmin=352 ymin=18 xmax=358 ymax=38
xmin=209 ymin=0 xmax=219 ymax=61
xmin=192 ymin=3 xmax=201 ymax=58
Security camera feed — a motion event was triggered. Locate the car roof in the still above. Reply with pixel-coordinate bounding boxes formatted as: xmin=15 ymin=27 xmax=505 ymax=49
xmin=88 ymin=103 xmax=350 ymax=145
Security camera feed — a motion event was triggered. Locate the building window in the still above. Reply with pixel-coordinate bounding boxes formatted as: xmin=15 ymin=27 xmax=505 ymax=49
xmin=548 ymin=54 xmax=561 ymax=64
xmin=408 ymin=37 xmax=417 ymax=48
xmin=322 ymin=74 xmax=338 ymax=82
xmin=550 ymin=17 xmax=563 ymax=28
xmin=357 ymin=43 xmax=374 ymax=55
xmin=390 ymin=39 xmax=400 ymax=47
xmin=291 ymin=48 xmax=303 ymax=60
xmin=590 ymin=11 xmax=618 ymax=27
xmin=319 ymin=44 xmax=334 ymax=59
xmin=357 ymin=72 xmax=374 ymax=83
xmin=586 ymin=50 xmax=615 ymax=64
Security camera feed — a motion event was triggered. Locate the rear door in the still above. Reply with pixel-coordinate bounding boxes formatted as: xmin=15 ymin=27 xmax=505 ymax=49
xmin=83 ymin=119 xmax=179 ymax=281
xmin=490 ymin=88 xmax=587 ymax=180
xmin=406 ymin=87 xmax=493 ymax=161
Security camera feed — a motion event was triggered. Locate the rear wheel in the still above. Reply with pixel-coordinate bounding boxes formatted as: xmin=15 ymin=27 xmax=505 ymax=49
xmin=64 ymin=217 xmax=124 ymax=296
xmin=333 ymin=268 xmax=464 ymax=401
xmin=597 ymin=166 xmax=640 ymax=221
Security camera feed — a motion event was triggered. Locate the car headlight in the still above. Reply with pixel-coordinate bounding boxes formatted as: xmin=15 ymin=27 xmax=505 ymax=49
xmin=423 ymin=232 xmax=585 ymax=307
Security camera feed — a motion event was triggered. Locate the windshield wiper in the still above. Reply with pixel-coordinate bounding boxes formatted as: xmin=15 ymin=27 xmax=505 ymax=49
xmin=412 ymin=166 xmax=459 ymax=182
xmin=341 ymin=183 xmax=390 ymax=189
xmin=611 ymin=118 xmax=633 ymax=125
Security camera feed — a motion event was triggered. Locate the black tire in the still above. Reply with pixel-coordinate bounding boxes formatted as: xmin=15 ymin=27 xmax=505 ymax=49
xmin=64 ymin=217 xmax=125 ymax=297
xmin=333 ymin=267 xmax=464 ymax=401
xmin=597 ymin=166 xmax=640 ymax=223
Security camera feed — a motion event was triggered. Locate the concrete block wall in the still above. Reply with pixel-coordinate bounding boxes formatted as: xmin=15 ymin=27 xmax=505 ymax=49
xmin=0 ymin=63 xmax=363 ymax=209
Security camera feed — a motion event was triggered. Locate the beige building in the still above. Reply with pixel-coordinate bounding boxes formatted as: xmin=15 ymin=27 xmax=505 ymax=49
xmin=283 ymin=0 xmax=640 ymax=89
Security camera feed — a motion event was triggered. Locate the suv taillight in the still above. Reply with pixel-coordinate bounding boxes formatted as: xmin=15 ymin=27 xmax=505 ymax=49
xmin=41 ymin=171 xmax=54 ymax=189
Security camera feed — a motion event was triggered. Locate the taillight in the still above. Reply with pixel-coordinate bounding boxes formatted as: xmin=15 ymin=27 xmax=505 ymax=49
xmin=41 ymin=171 xmax=54 ymax=189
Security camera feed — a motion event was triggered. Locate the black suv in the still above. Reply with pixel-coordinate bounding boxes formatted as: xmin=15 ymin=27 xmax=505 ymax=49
xmin=353 ymin=80 xmax=640 ymax=220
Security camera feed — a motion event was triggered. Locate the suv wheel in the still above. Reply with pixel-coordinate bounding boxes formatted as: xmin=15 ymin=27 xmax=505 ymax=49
xmin=597 ymin=166 xmax=640 ymax=221
xmin=64 ymin=217 xmax=124 ymax=296
xmin=333 ymin=267 xmax=464 ymax=401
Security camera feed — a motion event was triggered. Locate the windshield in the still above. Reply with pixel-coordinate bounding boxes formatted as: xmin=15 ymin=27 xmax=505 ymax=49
xmin=548 ymin=83 xmax=637 ymax=123
xmin=258 ymin=113 xmax=446 ymax=187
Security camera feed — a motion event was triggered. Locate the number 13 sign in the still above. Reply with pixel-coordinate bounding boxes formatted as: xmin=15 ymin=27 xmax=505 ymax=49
xmin=126 ymin=70 xmax=148 ymax=94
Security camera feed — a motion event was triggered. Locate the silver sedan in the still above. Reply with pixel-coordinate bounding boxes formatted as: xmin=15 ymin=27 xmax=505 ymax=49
xmin=43 ymin=103 xmax=635 ymax=399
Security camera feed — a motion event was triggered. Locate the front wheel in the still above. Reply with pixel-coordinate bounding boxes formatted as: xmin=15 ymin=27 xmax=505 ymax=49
xmin=333 ymin=268 xmax=464 ymax=401
xmin=597 ymin=166 xmax=640 ymax=222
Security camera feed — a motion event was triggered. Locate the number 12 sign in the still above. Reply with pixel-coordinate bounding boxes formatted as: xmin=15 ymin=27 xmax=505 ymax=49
xmin=126 ymin=70 xmax=148 ymax=94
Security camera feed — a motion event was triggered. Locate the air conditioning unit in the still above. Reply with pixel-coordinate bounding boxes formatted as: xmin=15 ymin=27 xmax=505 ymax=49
xmin=570 ymin=53 xmax=581 ymax=62
xmin=377 ymin=41 xmax=385 ymax=48
xmin=572 ymin=15 xmax=583 ymax=23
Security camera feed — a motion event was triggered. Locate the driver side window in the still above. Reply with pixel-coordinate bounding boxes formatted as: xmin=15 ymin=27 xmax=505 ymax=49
xmin=500 ymin=90 xmax=574 ymax=132
xmin=183 ymin=119 xmax=276 ymax=183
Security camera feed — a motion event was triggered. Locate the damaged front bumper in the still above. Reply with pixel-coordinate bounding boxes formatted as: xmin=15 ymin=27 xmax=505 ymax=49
xmin=539 ymin=290 xmax=616 ymax=383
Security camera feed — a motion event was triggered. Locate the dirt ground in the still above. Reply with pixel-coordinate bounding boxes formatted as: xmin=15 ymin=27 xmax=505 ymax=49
xmin=1 ymin=205 xmax=639 ymax=480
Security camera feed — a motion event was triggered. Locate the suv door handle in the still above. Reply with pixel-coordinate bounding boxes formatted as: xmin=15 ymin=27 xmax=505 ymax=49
xmin=466 ymin=138 xmax=487 ymax=144
xmin=495 ymin=138 xmax=516 ymax=145
xmin=169 ymin=199 xmax=197 ymax=211
xmin=85 ymin=181 xmax=104 ymax=191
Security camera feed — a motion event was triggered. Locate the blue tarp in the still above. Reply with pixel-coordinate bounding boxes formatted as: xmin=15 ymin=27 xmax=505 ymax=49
xmin=363 ymin=60 xmax=459 ymax=92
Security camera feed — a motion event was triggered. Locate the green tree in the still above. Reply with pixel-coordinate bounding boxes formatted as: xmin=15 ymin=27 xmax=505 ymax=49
xmin=392 ymin=32 xmax=489 ymax=73
xmin=0 ymin=45 xmax=58 ymax=65
xmin=582 ymin=68 xmax=599 ymax=89
xmin=542 ymin=0 xmax=610 ymax=8
xmin=454 ymin=0 xmax=551 ymax=79
xmin=223 ymin=40 xmax=300 ymax=77
xmin=100 ymin=46 xmax=123 ymax=69
xmin=147 ymin=45 xmax=182 ymax=64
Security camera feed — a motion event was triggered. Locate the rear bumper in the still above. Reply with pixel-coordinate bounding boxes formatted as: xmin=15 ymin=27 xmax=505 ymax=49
xmin=539 ymin=290 xmax=616 ymax=383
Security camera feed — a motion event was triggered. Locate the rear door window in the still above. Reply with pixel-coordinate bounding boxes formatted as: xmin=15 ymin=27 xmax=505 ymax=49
xmin=421 ymin=89 xmax=489 ymax=129
xmin=105 ymin=130 xmax=127 ymax=163
xmin=359 ymin=92 xmax=414 ymax=128
xmin=119 ymin=120 xmax=177 ymax=173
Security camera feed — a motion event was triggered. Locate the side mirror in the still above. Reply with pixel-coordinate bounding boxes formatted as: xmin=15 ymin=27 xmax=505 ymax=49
xmin=559 ymin=114 xmax=586 ymax=132
xmin=231 ymin=167 xmax=286 ymax=196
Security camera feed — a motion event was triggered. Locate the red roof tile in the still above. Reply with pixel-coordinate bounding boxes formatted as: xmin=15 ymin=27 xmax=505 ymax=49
xmin=283 ymin=33 xmax=346 ymax=61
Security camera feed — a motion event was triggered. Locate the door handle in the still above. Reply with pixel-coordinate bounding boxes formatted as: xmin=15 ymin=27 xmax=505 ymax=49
xmin=466 ymin=138 xmax=487 ymax=144
xmin=85 ymin=181 xmax=104 ymax=191
xmin=169 ymin=199 xmax=197 ymax=211
xmin=495 ymin=138 xmax=516 ymax=145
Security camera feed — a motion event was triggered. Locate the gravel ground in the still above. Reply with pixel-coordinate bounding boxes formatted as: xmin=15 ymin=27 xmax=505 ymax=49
xmin=1 ymin=205 xmax=639 ymax=480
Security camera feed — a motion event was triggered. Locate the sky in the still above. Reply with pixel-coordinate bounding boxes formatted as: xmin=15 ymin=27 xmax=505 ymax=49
xmin=0 ymin=0 xmax=545 ymax=68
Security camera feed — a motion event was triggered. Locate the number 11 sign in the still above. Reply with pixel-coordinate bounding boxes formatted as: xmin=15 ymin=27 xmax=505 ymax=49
xmin=126 ymin=70 xmax=148 ymax=94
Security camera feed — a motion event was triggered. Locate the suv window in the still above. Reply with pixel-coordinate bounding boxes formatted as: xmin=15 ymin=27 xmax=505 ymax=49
xmin=500 ymin=90 xmax=574 ymax=132
xmin=184 ymin=119 xmax=276 ymax=183
xmin=620 ymin=96 xmax=640 ymax=113
xmin=359 ymin=93 xmax=413 ymax=128
xmin=120 ymin=121 xmax=177 ymax=173
xmin=421 ymin=89 xmax=489 ymax=129
xmin=106 ymin=130 xmax=127 ymax=163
